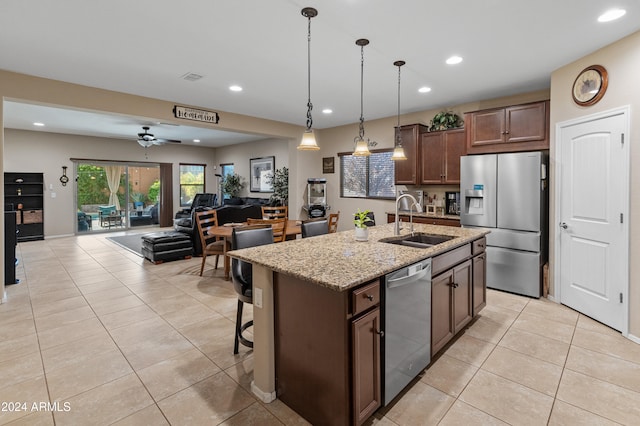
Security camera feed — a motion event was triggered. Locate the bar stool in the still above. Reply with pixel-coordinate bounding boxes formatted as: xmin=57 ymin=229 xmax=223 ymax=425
xmin=301 ymin=218 xmax=329 ymax=238
xmin=231 ymin=225 xmax=274 ymax=354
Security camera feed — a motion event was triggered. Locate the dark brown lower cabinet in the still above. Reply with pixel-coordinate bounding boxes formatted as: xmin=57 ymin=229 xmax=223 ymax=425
xmin=473 ymin=252 xmax=487 ymax=315
xmin=431 ymin=259 xmax=473 ymax=356
xmin=352 ymin=308 xmax=381 ymax=425
xmin=274 ymin=273 xmax=380 ymax=426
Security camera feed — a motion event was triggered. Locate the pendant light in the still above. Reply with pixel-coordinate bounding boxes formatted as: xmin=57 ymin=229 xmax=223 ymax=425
xmin=352 ymin=38 xmax=371 ymax=156
xmin=297 ymin=7 xmax=320 ymax=151
xmin=391 ymin=60 xmax=408 ymax=161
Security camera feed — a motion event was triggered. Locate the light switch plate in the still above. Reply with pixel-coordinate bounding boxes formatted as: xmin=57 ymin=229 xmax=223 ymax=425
xmin=254 ymin=287 xmax=263 ymax=309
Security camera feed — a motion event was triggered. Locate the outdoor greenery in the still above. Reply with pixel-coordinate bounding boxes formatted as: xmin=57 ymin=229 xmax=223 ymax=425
xmin=267 ymin=166 xmax=289 ymax=206
xmin=148 ymin=180 xmax=160 ymax=204
xmin=221 ymin=173 xmax=245 ymax=198
xmin=77 ymin=165 xmax=120 ymax=205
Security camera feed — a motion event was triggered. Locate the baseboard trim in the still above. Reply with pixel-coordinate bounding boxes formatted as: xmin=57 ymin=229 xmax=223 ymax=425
xmin=627 ymin=333 xmax=640 ymax=345
xmin=251 ymin=381 xmax=276 ymax=403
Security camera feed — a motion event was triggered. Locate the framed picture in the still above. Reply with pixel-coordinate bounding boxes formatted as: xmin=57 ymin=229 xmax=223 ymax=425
xmin=322 ymin=156 xmax=335 ymax=174
xmin=250 ymin=156 xmax=275 ymax=192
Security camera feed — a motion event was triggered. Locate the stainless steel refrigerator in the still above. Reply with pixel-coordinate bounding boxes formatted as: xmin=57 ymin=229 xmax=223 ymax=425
xmin=460 ymin=152 xmax=548 ymax=298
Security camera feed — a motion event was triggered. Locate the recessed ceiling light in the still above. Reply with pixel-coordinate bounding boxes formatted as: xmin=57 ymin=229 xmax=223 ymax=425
xmin=598 ymin=9 xmax=626 ymax=22
xmin=193 ymin=139 xmax=201 ymax=143
xmin=33 ymin=122 xmax=45 ymax=126
xmin=418 ymin=87 xmax=432 ymax=93
xmin=322 ymin=108 xmax=333 ymax=114
xmin=229 ymin=85 xmax=243 ymax=92
xmin=446 ymin=56 xmax=463 ymax=65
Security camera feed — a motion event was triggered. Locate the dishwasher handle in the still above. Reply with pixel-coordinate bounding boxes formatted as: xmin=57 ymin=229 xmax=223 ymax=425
xmin=386 ymin=267 xmax=430 ymax=289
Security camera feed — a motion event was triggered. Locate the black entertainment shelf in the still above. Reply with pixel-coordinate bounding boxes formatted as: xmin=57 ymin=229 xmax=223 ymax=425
xmin=4 ymin=172 xmax=44 ymax=242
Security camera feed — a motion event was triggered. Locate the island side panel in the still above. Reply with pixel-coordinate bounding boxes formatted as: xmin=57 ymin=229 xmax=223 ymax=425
xmin=274 ymin=272 xmax=351 ymax=426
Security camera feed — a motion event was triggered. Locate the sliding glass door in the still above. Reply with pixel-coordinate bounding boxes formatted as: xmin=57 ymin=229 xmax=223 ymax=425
xmin=75 ymin=161 xmax=161 ymax=233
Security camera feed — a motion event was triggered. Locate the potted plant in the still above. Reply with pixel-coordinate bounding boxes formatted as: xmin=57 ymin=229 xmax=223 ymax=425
xmin=429 ymin=110 xmax=463 ymax=131
xmin=353 ymin=209 xmax=373 ymax=241
xmin=221 ymin=173 xmax=245 ymax=203
xmin=267 ymin=166 xmax=289 ymax=206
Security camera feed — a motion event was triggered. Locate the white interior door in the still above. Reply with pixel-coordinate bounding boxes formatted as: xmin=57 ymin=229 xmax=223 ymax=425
xmin=557 ymin=109 xmax=628 ymax=332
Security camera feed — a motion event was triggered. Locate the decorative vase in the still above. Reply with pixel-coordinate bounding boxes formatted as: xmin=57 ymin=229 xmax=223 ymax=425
xmin=354 ymin=226 xmax=369 ymax=242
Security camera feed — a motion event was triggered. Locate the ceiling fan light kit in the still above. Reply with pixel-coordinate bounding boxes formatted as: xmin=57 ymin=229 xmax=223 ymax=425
xmin=136 ymin=126 xmax=181 ymax=148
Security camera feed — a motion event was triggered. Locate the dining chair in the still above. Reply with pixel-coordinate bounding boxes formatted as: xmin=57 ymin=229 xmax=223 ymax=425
xmin=247 ymin=217 xmax=287 ymax=242
xmin=301 ymin=218 xmax=329 ymax=238
xmin=195 ymin=209 xmax=230 ymax=277
xmin=231 ymin=225 xmax=274 ymax=354
xmin=262 ymin=205 xmax=288 ymax=220
xmin=328 ymin=211 xmax=340 ymax=233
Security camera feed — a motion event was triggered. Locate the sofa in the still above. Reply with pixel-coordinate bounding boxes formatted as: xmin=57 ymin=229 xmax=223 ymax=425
xmin=174 ymin=204 xmax=263 ymax=256
xmin=129 ymin=203 xmax=159 ymax=227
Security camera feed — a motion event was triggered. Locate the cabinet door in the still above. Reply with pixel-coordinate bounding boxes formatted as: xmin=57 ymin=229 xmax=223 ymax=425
xmin=506 ymin=102 xmax=546 ymax=143
xmin=394 ymin=125 xmax=422 ymax=185
xmin=468 ymin=108 xmax=505 ymax=147
xmin=420 ymin=132 xmax=444 ymax=184
xmin=352 ymin=307 xmax=381 ymax=425
xmin=473 ymin=253 xmax=487 ymax=316
xmin=443 ymin=129 xmax=466 ymax=184
xmin=431 ymin=270 xmax=454 ymax=356
xmin=452 ymin=260 xmax=473 ymax=334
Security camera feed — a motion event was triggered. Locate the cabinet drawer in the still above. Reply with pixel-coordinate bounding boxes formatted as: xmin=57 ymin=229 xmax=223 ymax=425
xmin=352 ymin=280 xmax=380 ymax=316
xmin=473 ymin=237 xmax=486 ymax=255
xmin=432 ymin=244 xmax=471 ymax=276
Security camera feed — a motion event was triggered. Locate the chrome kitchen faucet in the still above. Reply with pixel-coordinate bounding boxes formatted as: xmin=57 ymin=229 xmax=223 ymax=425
xmin=395 ymin=193 xmax=422 ymax=236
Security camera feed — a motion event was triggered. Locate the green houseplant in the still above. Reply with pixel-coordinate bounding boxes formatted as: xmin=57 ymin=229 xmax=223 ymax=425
xmin=267 ymin=166 xmax=289 ymax=206
xmin=221 ymin=173 xmax=245 ymax=200
xmin=353 ymin=209 xmax=373 ymax=241
xmin=429 ymin=110 xmax=463 ymax=131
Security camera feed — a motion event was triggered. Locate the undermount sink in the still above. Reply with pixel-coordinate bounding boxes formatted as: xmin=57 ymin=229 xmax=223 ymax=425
xmin=379 ymin=233 xmax=456 ymax=249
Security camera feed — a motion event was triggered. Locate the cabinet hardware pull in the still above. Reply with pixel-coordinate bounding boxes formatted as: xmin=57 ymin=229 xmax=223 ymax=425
xmin=365 ymin=294 xmax=374 ymax=301
xmin=376 ymin=329 xmax=384 ymax=337
xmin=477 ymin=244 xmax=485 ymax=248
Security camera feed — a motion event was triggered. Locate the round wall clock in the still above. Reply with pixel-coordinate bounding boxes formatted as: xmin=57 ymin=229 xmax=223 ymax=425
xmin=572 ymin=65 xmax=608 ymax=106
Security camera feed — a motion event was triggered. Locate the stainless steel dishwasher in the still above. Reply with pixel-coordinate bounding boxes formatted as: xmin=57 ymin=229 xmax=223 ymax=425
xmin=383 ymin=258 xmax=432 ymax=406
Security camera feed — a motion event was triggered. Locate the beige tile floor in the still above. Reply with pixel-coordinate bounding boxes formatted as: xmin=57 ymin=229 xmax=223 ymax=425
xmin=2 ymin=230 xmax=640 ymax=425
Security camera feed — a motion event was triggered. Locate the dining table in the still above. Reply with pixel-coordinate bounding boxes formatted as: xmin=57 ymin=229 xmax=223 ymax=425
xmin=208 ymin=219 xmax=302 ymax=280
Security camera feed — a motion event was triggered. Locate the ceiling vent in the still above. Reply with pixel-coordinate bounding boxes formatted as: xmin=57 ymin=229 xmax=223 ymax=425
xmin=181 ymin=72 xmax=203 ymax=82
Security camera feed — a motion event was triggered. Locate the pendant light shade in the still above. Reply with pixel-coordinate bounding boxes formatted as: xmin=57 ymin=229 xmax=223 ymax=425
xmin=392 ymin=60 xmax=407 ymax=161
xmin=352 ymin=38 xmax=371 ymax=157
xmin=298 ymin=7 xmax=320 ymax=151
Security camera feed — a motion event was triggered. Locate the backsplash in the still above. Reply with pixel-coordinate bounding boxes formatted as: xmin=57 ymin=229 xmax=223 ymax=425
xmin=397 ymin=184 xmax=460 ymax=214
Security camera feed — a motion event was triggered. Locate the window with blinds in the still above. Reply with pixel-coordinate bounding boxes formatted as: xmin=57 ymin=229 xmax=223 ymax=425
xmin=339 ymin=149 xmax=395 ymax=199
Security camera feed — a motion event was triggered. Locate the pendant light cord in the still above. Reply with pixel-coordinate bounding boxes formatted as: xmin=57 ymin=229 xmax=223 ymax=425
xmin=306 ymin=15 xmax=313 ymax=131
xmin=358 ymin=43 xmax=365 ymax=140
xmin=396 ymin=64 xmax=402 ymax=146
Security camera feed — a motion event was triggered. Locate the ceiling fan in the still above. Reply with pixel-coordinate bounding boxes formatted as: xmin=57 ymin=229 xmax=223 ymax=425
xmin=136 ymin=126 xmax=181 ymax=147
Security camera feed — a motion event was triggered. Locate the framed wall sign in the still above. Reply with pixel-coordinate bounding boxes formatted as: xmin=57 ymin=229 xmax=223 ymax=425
xmin=322 ymin=157 xmax=335 ymax=174
xmin=250 ymin=156 xmax=275 ymax=192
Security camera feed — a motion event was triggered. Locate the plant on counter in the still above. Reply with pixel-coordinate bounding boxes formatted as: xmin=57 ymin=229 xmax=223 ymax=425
xmin=429 ymin=110 xmax=463 ymax=131
xmin=221 ymin=173 xmax=245 ymax=198
xmin=353 ymin=209 xmax=373 ymax=228
xmin=267 ymin=166 xmax=289 ymax=206
xmin=353 ymin=209 xmax=373 ymax=241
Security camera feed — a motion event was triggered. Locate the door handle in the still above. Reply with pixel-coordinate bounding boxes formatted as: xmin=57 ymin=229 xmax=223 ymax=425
xmin=559 ymin=222 xmax=568 ymax=229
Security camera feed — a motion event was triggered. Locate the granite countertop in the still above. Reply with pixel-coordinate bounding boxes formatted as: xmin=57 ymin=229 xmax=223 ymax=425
xmin=227 ymin=223 xmax=489 ymax=292
xmin=390 ymin=211 xmax=461 ymax=220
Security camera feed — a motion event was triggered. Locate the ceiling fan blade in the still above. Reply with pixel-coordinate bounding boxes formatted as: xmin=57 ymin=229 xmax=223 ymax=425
xmin=153 ymin=138 xmax=182 ymax=145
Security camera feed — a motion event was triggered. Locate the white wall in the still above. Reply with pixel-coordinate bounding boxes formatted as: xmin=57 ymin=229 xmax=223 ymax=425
xmin=4 ymin=129 xmax=218 ymax=237
xmin=550 ymin=30 xmax=640 ymax=336
xmin=215 ymin=137 xmax=291 ymax=201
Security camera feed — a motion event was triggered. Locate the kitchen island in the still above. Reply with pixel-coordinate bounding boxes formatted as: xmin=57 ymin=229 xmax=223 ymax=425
xmin=228 ymin=222 xmax=489 ymax=425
